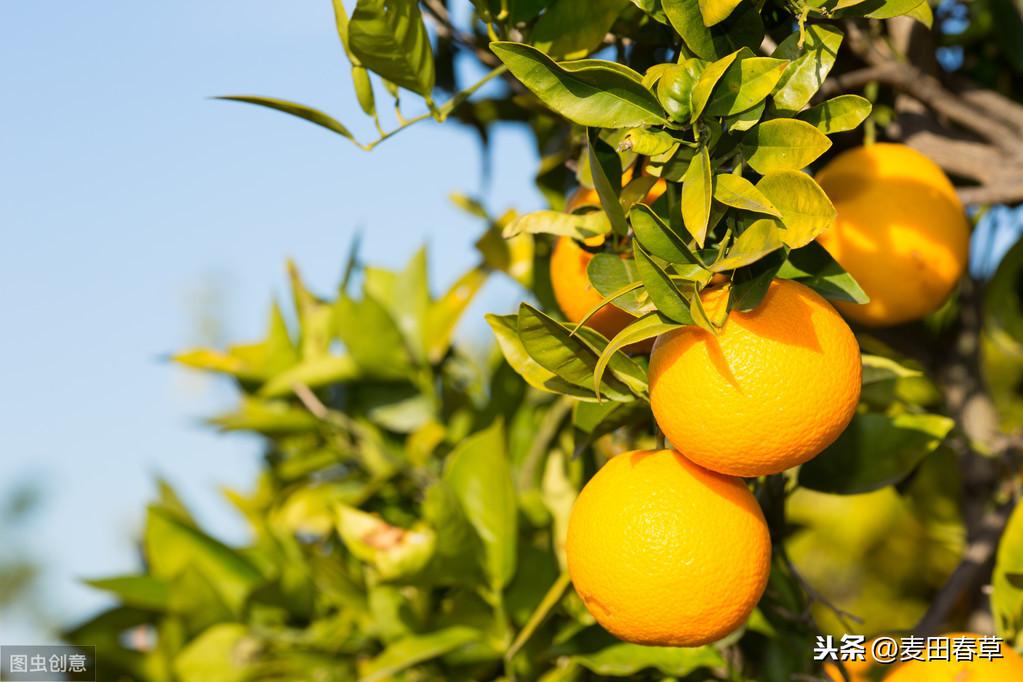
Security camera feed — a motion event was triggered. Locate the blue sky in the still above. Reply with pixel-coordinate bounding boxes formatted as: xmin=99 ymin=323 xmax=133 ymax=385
xmin=0 ymin=1 xmax=541 ymax=640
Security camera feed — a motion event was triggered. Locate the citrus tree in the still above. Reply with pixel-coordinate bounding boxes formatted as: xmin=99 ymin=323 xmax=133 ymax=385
xmin=69 ymin=0 xmax=1023 ymax=680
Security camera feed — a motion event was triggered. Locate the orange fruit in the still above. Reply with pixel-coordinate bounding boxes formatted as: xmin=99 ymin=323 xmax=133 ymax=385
xmin=884 ymin=633 xmax=1023 ymax=681
xmin=816 ymin=143 xmax=969 ymax=327
xmin=648 ymin=279 xmax=861 ymax=477
xmin=566 ymin=449 xmax=771 ymax=646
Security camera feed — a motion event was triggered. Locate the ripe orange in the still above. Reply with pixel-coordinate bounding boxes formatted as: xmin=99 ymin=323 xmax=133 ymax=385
xmin=884 ymin=633 xmax=1023 ymax=681
xmin=566 ymin=449 xmax=771 ymax=646
xmin=822 ymin=640 xmax=893 ymax=681
xmin=550 ymin=172 xmax=665 ymax=347
xmin=816 ymin=143 xmax=969 ymax=327
xmin=648 ymin=279 xmax=861 ymax=477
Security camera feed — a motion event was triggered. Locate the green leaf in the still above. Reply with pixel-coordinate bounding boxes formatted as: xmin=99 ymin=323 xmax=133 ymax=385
xmin=208 ymin=397 xmax=318 ymax=435
xmin=491 ymin=42 xmax=667 ymax=127
xmin=633 ymin=243 xmax=695 ymax=324
xmin=517 ymin=304 xmax=634 ymax=400
xmin=798 ymin=95 xmax=872 ymax=133
xmin=699 ymin=0 xmax=744 ymax=26
xmin=724 ymin=98 xmax=765 ymax=132
xmin=360 ymin=627 xmax=480 ymax=682
xmin=335 ymin=293 xmax=411 ymax=377
xmin=587 ymin=253 xmax=647 ymax=314
xmin=349 ymin=0 xmax=435 ymax=99
xmin=216 ymin=96 xmax=358 ymax=145
xmin=85 ymin=575 xmax=170 ymax=611
xmin=742 ymin=119 xmax=832 ymax=174
xmin=144 ymin=507 xmax=263 ymax=614
xmin=729 ymin=249 xmax=786 ymax=311
xmin=861 ymin=354 xmax=923 ymax=385
xmin=778 ymin=241 xmax=869 ymax=303
xmin=593 ymin=312 xmax=684 ymax=392
xmin=174 ymin=624 xmax=251 ymax=682
xmin=713 ymin=173 xmax=781 ymax=217
xmin=531 ymin=0 xmax=630 ymax=59
xmin=681 ymin=146 xmax=713 ymax=246
xmin=712 ymin=219 xmax=785 ymax=271
xmin=443 ymin=422 xmax=518 ymax=592
xmin=630 ymin=204 xmax=708 ymax=280
xmin=756 ymin=171 xmax=836 ymax=248
xmin=690 ymin=50 xmax=740 ymax=121
xmin=258 ymin=354 xmax=360 ymax=398
xmin=845 ymin=0 xmax=927 ymax=20
xmin=503 ymin=208 xmax=610 ymax=239
xmin=574 ymin=325 xmax=650 ymax=397
xmin=994 ymin=502 xmax=1023 ymax=644
xmin=486 ymin=313 xmax=599 ymax=399
xmin=427 ymin=266 xmax=488 ymax=363
xmin=664 ymin=0 xmax=764 ymax=60
xmin=704 ymin=56 xmax=788 ymax=117
xmin=772 ymin=25 xmax=844 ymax=112
xmin=573 ymin=642 xmax=725 ymax=677
xmin=588 ymin=128 xmax=629 ymax=236
xmin=798 ymin=413 xmax=954 ymax=494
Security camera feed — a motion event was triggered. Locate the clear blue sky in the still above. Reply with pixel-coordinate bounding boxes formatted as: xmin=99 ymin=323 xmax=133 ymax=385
xmin=0 ymin=1 xmax=541 ymax=641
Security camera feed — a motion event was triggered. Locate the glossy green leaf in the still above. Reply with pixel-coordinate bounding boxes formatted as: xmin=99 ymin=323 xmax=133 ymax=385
xmin=491 ymin=42 xmax=667 ymax=127
xmin=588 ymin=128 xmax=628 ymax=236
xmin=713 ymin=173 xmax=781 ymax=217
xmin=217 ymin=96 xmax=358 ymax=144
xmin=349 ymin=0 xmax=435 ymax=98
xmin=778 ymin=240 xmax=869 ymax=303
xmin=531 ymin=0 xmax=630 ymax=59
xmin=712 ymin=219 xmax=785 ymax=271
xmin=798 ymin=95 xmax=872 ymax=133
xmin=681 ymin=146 xmax=713 ymax=246
xmin=664 ymin=0 xmax=764 ymax=60
xmin=756 ymin=171 xmax=836 ymax=248
xmin=486 ymin=313 xmax=599 ymax=399
xmin=772 ymin=25 xmax=843 ymax=112
xmin=630 ymin=204 xmax=706 ymax=273
xmin=517 ymin=304 xmax=633 ymax=400
xmin=724 ymin=98 xmax=765 ymax=132
xmin=690 ymin=50 xmax=740 ymax=121
xmin=587 ymin=253 xmax=647 ymax=314
xmin=729 ymin=249 xmax=787 ymax=311
xmin=798 ymin=413 xmax=954 ymax=494
xmin=634 ymin=243 xmax=694 ymax=323
xmin=593 ymin=312 xmax=684 ymax=393
xmin=742 ymin=119 xmax=832 ymax=174
xmin=443 ymin=421 xmax=518 ymax=592
xmin=699 ymin=0 xmax=744 ymax=26
xmin=704 ymin=56 xmax=788 ymax=117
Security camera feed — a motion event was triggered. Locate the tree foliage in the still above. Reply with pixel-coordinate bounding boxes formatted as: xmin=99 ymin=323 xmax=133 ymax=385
xmin=69 ymin=0 xmax=1023 ymax=680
